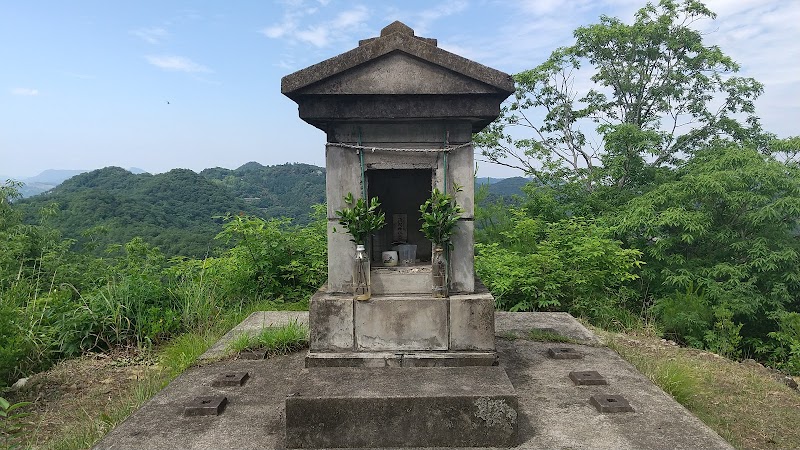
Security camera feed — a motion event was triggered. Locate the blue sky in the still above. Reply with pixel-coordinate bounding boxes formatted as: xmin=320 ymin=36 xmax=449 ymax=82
xmin=1 ymin=0 xmax=798 ymax=179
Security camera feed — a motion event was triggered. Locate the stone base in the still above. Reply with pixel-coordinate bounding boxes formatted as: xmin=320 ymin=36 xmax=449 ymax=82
xmin=305 ymin=350 xmax=497 ymax=367
xmin=309 ymin=287 xmax=496 ymax=355
xmin=285 ymin=366 xmax=519 ymax=449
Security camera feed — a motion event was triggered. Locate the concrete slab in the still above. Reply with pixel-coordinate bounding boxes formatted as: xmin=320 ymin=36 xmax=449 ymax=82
xmin=285 ymin=367 xmax=518 ymax=448
xmin=96 ymin=312 xmax=733 ymax=450
xmin=495 ymin=311 xmax=600 ymax=344
xmin=198 ymin=311 xmax=309 ymax=361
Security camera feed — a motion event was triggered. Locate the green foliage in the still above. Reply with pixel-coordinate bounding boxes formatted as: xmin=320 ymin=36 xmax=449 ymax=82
xmin=704 ymin=307 xmax=743 ymax=359
xmin=201 ymin=162 xmax=325 ymax=224
xmin=527 ymin=329 xmax=579 ymax=344
xmin=475 ymin=211 xmax=642 ymax=327
xmin=14 ymin=167 xmax=256 ymax=258
xmin=615 ymin=144 xmax=800 ymax=359
xmin=476 ymin=0 xmax=765 ymax=193
xmin=0 ymin=396 xmax=32 ymax=450
xmin=419 ymin=186 xmax=463 ymax=246
xmin=334 ymin=193 xmax=386 ymax=245
xmin=768 ymin=312 xmax=800 ymax=374
xmin=227 ymin=320 xmax=309 ymax=356
xmin=1 ymin=173 xmax=326 ymax=386
xmin=214 ymin=212 xmax=326 ymax=301
xmin=651 ymin=288 xmax=712 ymax=348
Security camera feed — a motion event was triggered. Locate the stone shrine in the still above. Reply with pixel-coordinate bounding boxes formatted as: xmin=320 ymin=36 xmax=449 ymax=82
xmin=282 ymin=21 xmax=514 ymax=368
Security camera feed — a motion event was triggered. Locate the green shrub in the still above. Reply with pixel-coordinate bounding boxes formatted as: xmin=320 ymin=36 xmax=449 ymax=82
xmin=651 ymin=289 xmax=713 ymax=348
xmin=476 ymin=212 xmax=642 ymax=326
xmin=768 ymin=312 xmax=800 ymax=375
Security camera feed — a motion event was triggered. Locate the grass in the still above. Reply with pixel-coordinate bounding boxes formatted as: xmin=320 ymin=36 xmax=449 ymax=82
xmin=227 ymin=320 xmax=309 ymax=356
xmin=29 ymin=329 xmax=217 ymax=450
xmin=527 ymin=328 xmax=582 ymax=344
xmin=605 ymin=329 xmax=800 ymax=450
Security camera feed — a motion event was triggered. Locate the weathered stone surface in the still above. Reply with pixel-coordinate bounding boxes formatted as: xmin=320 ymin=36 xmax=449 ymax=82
xmin=451 ymin=293 xmax=496 ymax=351
xmin=354 ymin=297 xmax=448 ymax=350
xmin=281 ymin=20 xmax=515 ymax=99
xmin=370 ymin=265 xmax=430 ymax=294
xmin=308 ymin=292 xmax=353 ymax=351
xmin=297 ymin=52 xmax=499 ymax=96
xmin=331 ymin=122 xmax=472 ymax=144
xmin=450 ymin=220 xmax=475 ymax=292
xmin=305 ymin=351 xmax=497 ymax=367
xmin=95 ymin=312 xmax=735 ymax=450
xmin=305 ymin=351 xmax=402 ymax=368
xmin=402 ymin=351 xmax=497 ymax=367
xmin=496 ymin=311 xmax=600 ymax=344
xmin=285 ymin=366 xmax=519 ymax=448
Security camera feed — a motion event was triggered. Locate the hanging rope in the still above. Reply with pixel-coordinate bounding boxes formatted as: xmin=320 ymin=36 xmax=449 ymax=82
xmin=357 ymin=128 xmax=366 ymax=200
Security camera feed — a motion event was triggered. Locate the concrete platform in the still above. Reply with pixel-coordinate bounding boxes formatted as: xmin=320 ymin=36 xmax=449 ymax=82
xmin=94 ymin=312 xmax=733 ymax=450
xmin=285 ymin=366 xmax=518 ymax=448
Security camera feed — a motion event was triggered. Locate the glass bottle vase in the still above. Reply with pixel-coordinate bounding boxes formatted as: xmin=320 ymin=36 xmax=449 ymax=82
xmin=431 ymin=245 xmax=448 ymax=298
xmin=353 ymin=244 xmax=371 ymax=301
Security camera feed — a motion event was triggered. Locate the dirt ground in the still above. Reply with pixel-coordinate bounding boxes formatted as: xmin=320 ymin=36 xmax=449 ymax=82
xmin=5 ymin=350 xmax=160 ymax=448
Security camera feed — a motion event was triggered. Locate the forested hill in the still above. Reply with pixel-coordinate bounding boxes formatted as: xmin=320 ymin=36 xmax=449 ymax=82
xmin=200 ymin=162 xmax=326 ymax=223
xmin=16 ymin=162 xmax=525 ymax=257
xmin=16 ymin=167 xmax=264 ymax=257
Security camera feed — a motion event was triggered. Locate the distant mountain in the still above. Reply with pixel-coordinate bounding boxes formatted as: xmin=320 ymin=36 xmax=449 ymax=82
xmin=200 ymin=162 xmax=325 ymax=225
xmin=16 ymin=167 xmax=259 ymax=257
xmin=476 ymin=176 xmax=531 ymax=208
xmin=13 ymin=168 xmax=151 ymax=198
xmin=25 ymin=169 xmax=89 ymax=184
xmin=14 ymin=161 xmax=526 ymax=257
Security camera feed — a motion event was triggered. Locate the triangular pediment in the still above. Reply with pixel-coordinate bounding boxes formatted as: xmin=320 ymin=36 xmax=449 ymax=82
xmin=281 ymin=22 xmax=514 ymax=98
xmin=296 ymin=51 xmax=502 ymax=95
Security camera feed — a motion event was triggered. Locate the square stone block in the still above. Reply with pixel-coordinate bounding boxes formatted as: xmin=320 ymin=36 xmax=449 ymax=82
xmin=355 ymin=297 xmax=448 ymax=351
xmin=548 ymin=347 xmax=584 ymax=359
xmin=212 ymin=372 xmax=249 ymax=387
xmin=569 ymin=370 xmax=607 ymax=385
xmin=450 ymin=293 xmax=496 ymax=351
xmin=183 ymin=396 xmax=227 ymax=417
xmin=309 ymin=293 xmax=354 ymax=351
xmin=590 ymin=394 xmax=634 ymax=413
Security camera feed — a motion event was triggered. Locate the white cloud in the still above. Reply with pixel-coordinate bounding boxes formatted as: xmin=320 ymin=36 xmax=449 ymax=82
xmin=132 ymin=27 xmax=169 ymax=44
xmin=11 ymin=87 xmax=39 ymax=96
xmin=407 ymin=0 xmax=468 ymax=35
xmin=260 ymin=4 xmax=370 ymax=48
xmin=145 ymin=55 xmax=211 ymax=73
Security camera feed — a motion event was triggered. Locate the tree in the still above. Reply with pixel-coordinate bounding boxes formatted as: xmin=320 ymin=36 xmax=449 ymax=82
xmin=614 ymin=143 xmax=800 ymax=357
xmin=476 ymin=0 xmax=764 ymax=193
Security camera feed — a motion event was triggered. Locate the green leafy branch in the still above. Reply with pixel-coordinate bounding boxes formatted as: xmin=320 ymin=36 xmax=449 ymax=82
xmin=334 ymin=193 xmax=386 ymax=245
xmin=419 ymin=185 xmax=463 ymax=247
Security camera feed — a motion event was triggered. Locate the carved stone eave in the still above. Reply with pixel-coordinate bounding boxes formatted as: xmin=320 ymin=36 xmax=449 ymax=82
xmin=281 ymin=22 xmax=514 ymax=132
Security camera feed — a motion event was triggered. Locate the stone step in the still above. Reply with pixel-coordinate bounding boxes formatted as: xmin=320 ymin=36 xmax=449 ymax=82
xmin=306 ymin=350 xmax=498 ymax=367
xmin=285 ymin=366 xmax=519 ymax=449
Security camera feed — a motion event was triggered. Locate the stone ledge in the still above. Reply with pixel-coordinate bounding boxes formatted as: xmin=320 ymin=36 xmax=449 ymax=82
xmin=285 ymin=366 xmax=518 ymax=448
xmin=306 ymin=351 xmax=497 ymax=368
